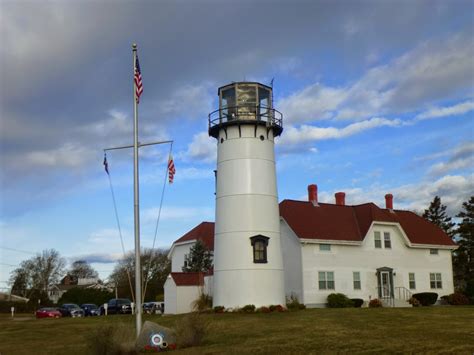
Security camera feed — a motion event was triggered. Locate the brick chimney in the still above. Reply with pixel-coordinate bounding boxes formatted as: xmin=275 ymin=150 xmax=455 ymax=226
xmin=335 ymin=192 xmax=346 ymax=206
xmin=385 ymin=194 xmax=393 ymax=210
xmin=308 ymin=184 xmax=318 ymax=206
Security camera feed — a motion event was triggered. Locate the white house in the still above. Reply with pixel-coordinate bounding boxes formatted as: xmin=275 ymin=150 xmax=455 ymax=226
xmin=164 ymin=81 xmax=456 ymax=313
xmin=165 ymin=189 xmax=456 ymax=313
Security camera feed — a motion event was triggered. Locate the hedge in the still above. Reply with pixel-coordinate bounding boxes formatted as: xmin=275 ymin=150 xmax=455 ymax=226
xmin=412 ymin=292 xmax=438 ymax=306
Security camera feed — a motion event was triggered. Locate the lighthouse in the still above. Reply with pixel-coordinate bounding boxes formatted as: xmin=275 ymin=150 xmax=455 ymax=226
xmin=208 ymin=82 xmax=285 ymax=308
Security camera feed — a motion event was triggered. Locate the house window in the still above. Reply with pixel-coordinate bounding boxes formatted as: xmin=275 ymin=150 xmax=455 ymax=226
xmin=318 ymin=271 xmax=335 ymax=290
xmin=319 ymin=244 xmax=331 ymax=251
xmin=430 ymin=273 xmax=442 ymax=289
xmin=250 ymin=235 xmax=269 ymax=263
xmin=374 ymin=232 xmax=382 ymax=248
xmin=430 ymin=249 xmax=439 ymax=255
xmin=409 ymin=273 xmax=416 ymax=290
xmin=353 ymin=272 xmax=361 ymax=290
xmin=384 ymin=232 xmax=391 ymax=249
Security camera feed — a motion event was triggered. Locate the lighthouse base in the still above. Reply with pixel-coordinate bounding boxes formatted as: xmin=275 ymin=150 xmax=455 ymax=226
xmin=213 ymin=269 xmax=285 ymax=309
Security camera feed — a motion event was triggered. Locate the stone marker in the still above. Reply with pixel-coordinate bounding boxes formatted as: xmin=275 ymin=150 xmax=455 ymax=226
xmin=135 ymin=320 xmax=177 ymax=352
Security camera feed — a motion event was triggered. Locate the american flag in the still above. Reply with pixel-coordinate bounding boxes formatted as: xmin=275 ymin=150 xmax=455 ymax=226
xmin=134 ymin=55 xmax=143 ymax=103
xmin=168 ymin=154 xmax=176 ymax=184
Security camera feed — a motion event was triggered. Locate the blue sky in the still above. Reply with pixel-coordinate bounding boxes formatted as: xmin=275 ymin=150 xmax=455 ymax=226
xmin=1 ymin=0 xmax=473 ymax=287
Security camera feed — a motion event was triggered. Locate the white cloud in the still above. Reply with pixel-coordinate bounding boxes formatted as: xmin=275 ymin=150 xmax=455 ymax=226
xmin=278 ymin=83 xmax=347 ymax=123
xmin=156 ymin=83 xmax=214 ymax=120
xmin=414 ymin=100 xmax=474 ymax=121
xmin=184 ymin=132 xmax=216 ymax=163
xmin=141 ymin=206 xmax=214 ymax=224
xmin=278 ymin=33 xmax=474 ymax=124
xmin=299 ymin=174 xmax=473 ymax=215
xmin=278 ymin=117 xmax=401 ymax=146
xmin=428 ymin=142 xmax=474 ymax=176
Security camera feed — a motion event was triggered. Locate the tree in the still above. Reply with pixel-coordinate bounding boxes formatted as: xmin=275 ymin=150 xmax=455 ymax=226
xmin=182 ymin=240 xmax=213 ymax=273
xmin=453 ymin=196 xmax=474 ymax=299
xmin=9 ymin=249 xmax=66 ymax=299
xmin=423 ymin=196 xmax=455 ymax=237
xmin=108 ymin=248 xmax=170 ymax=302
xmin=67 ymin=260 xmax=99 ymax=283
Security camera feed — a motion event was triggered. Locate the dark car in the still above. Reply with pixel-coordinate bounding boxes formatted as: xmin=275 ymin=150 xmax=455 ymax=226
xmin=100 ymin=298 xmax=132 ymax=315
xmin=58 ymin=303 xmax=84 ymax=318
xmin=36 ymin=307 xmax=62 ymax=319
xmin=143 ymin=302 xmax=159 ymax=314
xmin=80 ymin=303 xmax=100 ymax=316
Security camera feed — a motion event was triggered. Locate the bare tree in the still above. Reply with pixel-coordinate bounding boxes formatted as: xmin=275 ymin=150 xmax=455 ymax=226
xmin=9 ymin=249 xmax=66 ymax=298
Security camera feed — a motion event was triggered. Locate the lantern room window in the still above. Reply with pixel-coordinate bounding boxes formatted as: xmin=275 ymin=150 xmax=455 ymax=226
xmin=250 ymin=235 xmax=269 ymax=263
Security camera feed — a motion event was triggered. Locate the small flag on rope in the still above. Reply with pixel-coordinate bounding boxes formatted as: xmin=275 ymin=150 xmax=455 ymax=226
xmin=103 ymin=154 xmax=109 ymax=175
xmin=168 ymin=154 xmax=176 ymax=184
xmin=134 ymin=55 xmax=143 ymax=103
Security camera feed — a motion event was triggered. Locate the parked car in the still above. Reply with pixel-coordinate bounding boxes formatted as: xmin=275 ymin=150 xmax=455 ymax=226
xmin=80 ymin=303 xmax=100 ymax=316
xmin=58 ymin=303 xmax=85 ymax=317
xmin=36 ymin=307 xmax=62 ymax=319
xmin=143 ymin=302 xmax=161 ymax=314
xmin=100 ymin=298 xmax=132 ymax=315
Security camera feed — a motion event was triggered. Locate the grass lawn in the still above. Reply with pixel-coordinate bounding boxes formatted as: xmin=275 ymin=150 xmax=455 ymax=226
xmin=0 ymin=307 xmax=473 ymax=354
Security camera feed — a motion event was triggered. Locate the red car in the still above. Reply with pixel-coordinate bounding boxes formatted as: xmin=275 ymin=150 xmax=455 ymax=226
xmin=36 ymin=307 xmax=62 ymax=319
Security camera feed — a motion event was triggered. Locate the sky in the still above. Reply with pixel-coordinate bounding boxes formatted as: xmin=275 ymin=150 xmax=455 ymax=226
xmin=1 ymin=0 xmax=473 ymax=289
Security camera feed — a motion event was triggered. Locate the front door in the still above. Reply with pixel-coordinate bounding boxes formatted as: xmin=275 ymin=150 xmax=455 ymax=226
xmin=380 ymin=271 xmax=391 ymax=298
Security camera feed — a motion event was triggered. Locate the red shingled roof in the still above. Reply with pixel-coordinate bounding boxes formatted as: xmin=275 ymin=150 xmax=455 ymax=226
xmin=171 ymin=202 xmax=455 ymax=249
xmin=173 ymin=222 xmax=214 ymax=250
xmin=279 ymin=200 xmax=455 ymax=246
xmin=170 ymin=272 xmax=204 ymax=286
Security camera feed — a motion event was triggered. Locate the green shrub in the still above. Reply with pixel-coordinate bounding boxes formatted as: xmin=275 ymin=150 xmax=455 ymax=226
xmin=241 ymin=304 xmax=256 ymax=313
xmin=256 ymin=306 xmax=271 ymax=313
xmin=286 ymin=294 xmax=306 ymax=311
xmin=351 ymin=298 xmax=364 ymax=308
xmin=446 ymin=292 xmax=470 ymax=305
xmin=412 ymin=292 xmax=438 ymax=306
xmin=175 ymin=313 xmax=209 ymax=348
xmin=409 ymin=297 xmax=421 ymax=307
xmin=213 ymin=306 xmax=225 ymax=313
xmin=268 ymin=304 xmax=286 ymax=312
xmin=368 ymin=299 xmax=383 ymax=308
xmin=327 ymin=293 xmax=353 ymax=308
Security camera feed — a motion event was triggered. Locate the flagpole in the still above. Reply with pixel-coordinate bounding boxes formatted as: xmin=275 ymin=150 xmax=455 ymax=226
xmin=132 ymin=43 xmax=142 ymax=338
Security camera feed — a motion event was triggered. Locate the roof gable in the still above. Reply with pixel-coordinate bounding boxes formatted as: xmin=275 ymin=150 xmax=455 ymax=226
xmin=170 ymin=272 xmax=205 ymax=286
xmin=173 ymin=221 xmax=214 ymax=250
xmin=279 ymin=199 xmax=455 ymax=247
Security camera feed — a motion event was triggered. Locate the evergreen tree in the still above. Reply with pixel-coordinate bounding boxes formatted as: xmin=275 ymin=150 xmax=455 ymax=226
xmin=422 ymin=196 xmax=455 ymax=237
xmin=182 ymin=240 xmax=213 ymax=273
xmin=453 ymin=196 xmax=474 ymax=299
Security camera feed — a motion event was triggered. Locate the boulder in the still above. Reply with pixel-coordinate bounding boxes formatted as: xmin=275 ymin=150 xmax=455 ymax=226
xmin=135 ymin=321 xmax=177 ymax=352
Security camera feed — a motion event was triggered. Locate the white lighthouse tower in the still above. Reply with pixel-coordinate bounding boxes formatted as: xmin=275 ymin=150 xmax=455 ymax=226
xmin=208 ymin=82 xmax=285 ymax=308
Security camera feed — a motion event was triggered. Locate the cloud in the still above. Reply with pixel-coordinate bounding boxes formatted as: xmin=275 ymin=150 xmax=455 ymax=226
xmin=278 ymin=83 xmax=347 ymax=123
xmin=141 ymin=206 xmax=214 ymax=224
xmin=428 ymin=142 xmax=474 ymax=176
xmin=305 ymin=174 xmax=473 ymax=215
xmin=68 ymin=253 xmax=122 ymax=264
xmin=278 ymin=117 xmax=402 ymax=147
xmin=155 ymin=83 xmax=214 ymax=120
xmin=278 ymin=33 xmax=474 ymax=123
xmin=414 ymin=100 xmax=474 ymax=121
xmin=183 ymin=132 xmax=217 ymax=163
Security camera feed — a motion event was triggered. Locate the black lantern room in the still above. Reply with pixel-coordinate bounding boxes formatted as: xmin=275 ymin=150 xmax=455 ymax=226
xmin=208 ymin=82 xmax=283 ymax=138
